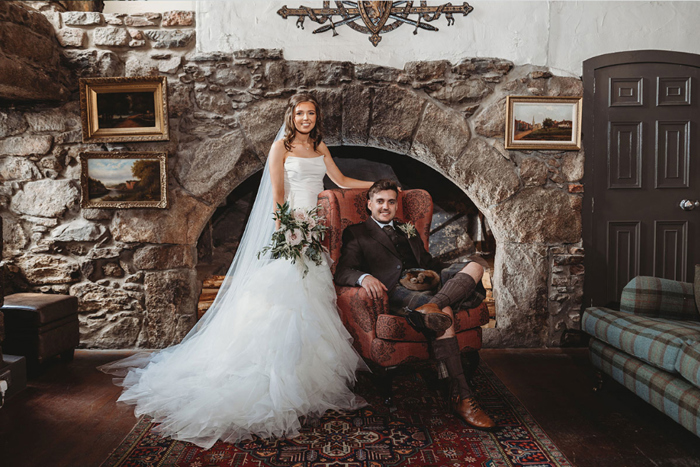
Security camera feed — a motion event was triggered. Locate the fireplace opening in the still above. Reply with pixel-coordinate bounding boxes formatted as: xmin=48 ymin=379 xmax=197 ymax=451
xmin=196 ymin=147 xmax=496 ymax=327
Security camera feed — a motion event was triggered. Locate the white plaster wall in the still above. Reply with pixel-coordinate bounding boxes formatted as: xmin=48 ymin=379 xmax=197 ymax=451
xmin=193 ymin=1 xmax=700 ymax=76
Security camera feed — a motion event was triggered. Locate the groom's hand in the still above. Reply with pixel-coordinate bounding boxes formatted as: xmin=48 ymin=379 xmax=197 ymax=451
xmin=361 ymin=275 xmax=387 ymax=300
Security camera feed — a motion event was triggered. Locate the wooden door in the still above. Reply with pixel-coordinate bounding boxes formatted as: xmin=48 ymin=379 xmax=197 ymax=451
xmin=583 ymin=51 xmax=700 ymax=308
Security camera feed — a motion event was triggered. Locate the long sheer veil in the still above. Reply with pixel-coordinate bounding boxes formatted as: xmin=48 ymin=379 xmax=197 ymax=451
xmin=99 ymin=126 xmax=285 ymax=377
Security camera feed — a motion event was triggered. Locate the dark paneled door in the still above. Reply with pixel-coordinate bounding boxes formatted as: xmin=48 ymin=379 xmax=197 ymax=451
xmin=583 ymin=51 xmax=700 ymax=307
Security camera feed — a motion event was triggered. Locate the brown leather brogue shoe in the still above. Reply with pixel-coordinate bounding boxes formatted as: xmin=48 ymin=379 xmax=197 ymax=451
xmin=453 ymin=396 xmax=496 ymax=430
xmin=415 ymin=303 xmax=453 ymax=336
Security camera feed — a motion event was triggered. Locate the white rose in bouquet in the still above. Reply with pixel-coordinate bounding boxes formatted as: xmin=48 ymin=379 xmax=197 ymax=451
xmin=285 ymin=228 xmax=304 ymax=246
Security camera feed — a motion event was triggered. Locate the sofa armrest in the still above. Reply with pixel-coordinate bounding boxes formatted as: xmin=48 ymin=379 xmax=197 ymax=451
xmin=620 ymin=276 xmax=698 ymax=321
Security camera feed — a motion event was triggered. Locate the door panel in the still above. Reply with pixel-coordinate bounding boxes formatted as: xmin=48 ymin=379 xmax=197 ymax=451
xmin=583 ymin=52 xmax=700 ymax=308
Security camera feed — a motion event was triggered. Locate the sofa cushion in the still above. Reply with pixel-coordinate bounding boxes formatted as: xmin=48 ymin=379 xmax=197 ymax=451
xmin=620 ymin=276 xmax=698 ymax=321
xmin=375 ymin=302 xmax=489 ymax=341
xmin=589 ymin=338 xmax=700 ymax=437
xmin=676 ymin=340 xmax=700 ymax=390
xmin=583 ymin=307 xmax=700 ymax=373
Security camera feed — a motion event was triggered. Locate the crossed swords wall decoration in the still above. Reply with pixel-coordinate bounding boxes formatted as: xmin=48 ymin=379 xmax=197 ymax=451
xmin=277 ymin=1 xmax=474 ymax=47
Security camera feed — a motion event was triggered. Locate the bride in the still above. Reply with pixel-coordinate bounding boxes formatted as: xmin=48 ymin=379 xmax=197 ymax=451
xmin=101 ymin=93 xmax=374 ymax=449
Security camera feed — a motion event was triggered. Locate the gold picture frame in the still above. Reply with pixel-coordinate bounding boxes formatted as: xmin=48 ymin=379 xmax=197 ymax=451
xmin=80 ymin=152 xmax=168 ymax=209
xmin=79 ymin=76 xmax=169 ymax=143
xmin=505 ymin=96 xmax=582 ymax=150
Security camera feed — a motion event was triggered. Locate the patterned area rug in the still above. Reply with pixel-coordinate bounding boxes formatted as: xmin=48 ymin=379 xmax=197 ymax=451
xmin=102 ymin=363 xmax=571 ymax=467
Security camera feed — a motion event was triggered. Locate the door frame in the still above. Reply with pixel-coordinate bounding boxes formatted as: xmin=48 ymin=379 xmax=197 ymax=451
xmin=582 ymin=50 xmax=700 ymax=309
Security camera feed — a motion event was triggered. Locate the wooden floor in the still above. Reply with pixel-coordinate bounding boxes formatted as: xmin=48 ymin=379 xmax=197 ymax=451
xmin=1 ymin=348 xmax=699 ymax=467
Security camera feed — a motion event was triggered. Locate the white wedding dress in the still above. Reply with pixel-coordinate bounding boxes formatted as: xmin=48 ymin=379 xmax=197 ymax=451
xmin=105 ymin=155 xmax=366 ymax=449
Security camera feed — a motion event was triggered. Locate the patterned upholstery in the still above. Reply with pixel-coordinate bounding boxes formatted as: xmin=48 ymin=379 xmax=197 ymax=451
xmin=318 ymin=188 xmax=433 ymax=275
xmin=620 ymin=276 xmax=699 ymax=321
xmin=376 ymin=303 xmax=490 ymax=342
xmin=590 ymin=338 xmax=700 ymax=437
xmin=320 ymin=188 xmax=485 ymax=369
xmin=676 ymin=340 xmax=700 ymax=390
xmin=582 ymin=307 xmax=700 ymax=373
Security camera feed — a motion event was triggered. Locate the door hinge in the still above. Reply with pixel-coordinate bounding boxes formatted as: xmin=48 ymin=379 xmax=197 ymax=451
xmin=591 ymin=197 xmax=594 ymax=213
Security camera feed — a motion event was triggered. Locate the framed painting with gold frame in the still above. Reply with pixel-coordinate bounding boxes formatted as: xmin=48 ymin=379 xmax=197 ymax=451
xmin=79 ymin=76 xmax=169 ymax=143
xmin=80 ymin=152 xmax=168 ymax=209
xmin=505 ymin=96 xmax=582 ymax=150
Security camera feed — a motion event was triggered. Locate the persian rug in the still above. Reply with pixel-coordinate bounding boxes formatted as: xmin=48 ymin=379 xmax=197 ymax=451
xmin=101 ymin=363 xmax=572 ymax=467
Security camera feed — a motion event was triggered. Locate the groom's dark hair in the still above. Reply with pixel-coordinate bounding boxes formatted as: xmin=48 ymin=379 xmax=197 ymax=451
xmin=367 ymin=179 xmax=399 ymax=200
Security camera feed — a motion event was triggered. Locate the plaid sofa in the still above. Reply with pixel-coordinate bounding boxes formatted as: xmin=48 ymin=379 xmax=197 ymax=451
xmin=582 ymin=271 xmax=700 ymax=437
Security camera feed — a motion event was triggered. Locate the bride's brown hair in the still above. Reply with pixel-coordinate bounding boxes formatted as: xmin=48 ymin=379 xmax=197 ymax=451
xmin=283 ymin=93 xmax=324 ymax=152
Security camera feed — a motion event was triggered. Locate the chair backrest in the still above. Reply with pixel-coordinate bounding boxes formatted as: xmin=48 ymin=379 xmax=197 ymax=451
xmin=318 ymin=188 xmax=434 ymax=272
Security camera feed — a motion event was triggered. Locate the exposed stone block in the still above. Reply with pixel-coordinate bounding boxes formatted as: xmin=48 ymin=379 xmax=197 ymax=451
xmin=411 ymin=102 xmax=471 ymax=168
xmin=124 ymin=15 xmax=160 ymax=27
xmin=428 ymin=79 xmax=492 ymax=104
xmin=368 ymin=86 xmax=423 ymax=154
xmin=0 ymin=110 xmax=28 ymax=138
xmin=17 ymin=254 xmax=80 ymax=284
xmin=355 ymin=64 xmax=401 ymax=82
xmin=491 ymin=187 xmax=582 ymax=243
xmin=157 ymin=56 xmax=181 ymax=74
xmin=520 ymin=157 xmax=548 ymax=186
xmin=61 ymin=11 xmax=102 ymax=26
xmin=50 ymin=219 xmax=106 ymax=242
xmin=0 ymin=2 xmax=56 ymax=38
xmin=0 ymin=135 xmax=52 ymax=156
xmin=111 ymin=188 xmax=214 ymax=244
xmin=133 ymin=244 xmax=196 ymax=270
xmin=63 ymin=49 xmax=124 ymax=77
xmin=144 ymin=29 xmax=194 ymax=48
xmin=93 ymin=27 xmax=130 ymax=47
xmin=404 ymin=60 xmax=449 ymax=81
xmin=233 ymin=48 xmax=283 ymax=60
xmin=0 ymin=157 xmax=42 ymax=181
xmin=162 ymin=11 xmax=194 ymax=27
xmin=102 ymin=262 xmax=124 ymax=278
xmin=449 ymin=139 xmax=520 ymax=209
xmin=26 ymin=105 xmax=79 ymax=132
xmin=10 ymin=179 xmax=78 ymax=218
xmin=56 ymin=28 xmax=85 ymax=48
xmin=125 ymin=56 xmax=158 ymax=76
xmin=103 ymin=13 xmax=124 ymax=26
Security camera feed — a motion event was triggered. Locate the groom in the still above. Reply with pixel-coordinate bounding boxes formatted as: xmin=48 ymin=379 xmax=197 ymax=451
xmin=334 ymin=179 xmax=495 ymax=430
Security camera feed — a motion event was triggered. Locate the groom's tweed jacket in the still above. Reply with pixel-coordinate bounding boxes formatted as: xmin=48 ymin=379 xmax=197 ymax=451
xmin=334 ymin=217 xmax=443 ymax=292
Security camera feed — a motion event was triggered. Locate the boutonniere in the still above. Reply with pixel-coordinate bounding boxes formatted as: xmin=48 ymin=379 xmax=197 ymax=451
xmin=397 ymin=221 xmax=418 ymax=239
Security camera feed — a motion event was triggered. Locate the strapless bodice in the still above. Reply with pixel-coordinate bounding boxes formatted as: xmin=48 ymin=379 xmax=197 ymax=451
xmin=284 ymin=156 xmax=326 ymax=210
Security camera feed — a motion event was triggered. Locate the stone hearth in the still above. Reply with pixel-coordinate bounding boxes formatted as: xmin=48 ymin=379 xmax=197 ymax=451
xmin=0 ymin=6 xmax=584 ymax=349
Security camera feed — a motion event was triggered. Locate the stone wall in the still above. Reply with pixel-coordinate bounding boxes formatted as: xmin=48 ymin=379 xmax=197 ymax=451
xmin=0 ymin=6 xmax=584 ymax=349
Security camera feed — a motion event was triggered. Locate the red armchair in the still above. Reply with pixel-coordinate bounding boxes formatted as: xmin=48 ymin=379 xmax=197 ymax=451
xmin=318 ymin=188 xmax=489 ymax=403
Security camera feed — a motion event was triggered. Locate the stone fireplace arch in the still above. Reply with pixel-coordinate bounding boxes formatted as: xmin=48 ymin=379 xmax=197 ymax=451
xmin=109 ymin=82 xmax=580 ymax=348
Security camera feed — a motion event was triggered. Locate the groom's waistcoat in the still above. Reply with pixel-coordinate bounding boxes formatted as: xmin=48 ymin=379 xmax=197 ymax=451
xmin=334 ymin=217 xmax=438 ymax=291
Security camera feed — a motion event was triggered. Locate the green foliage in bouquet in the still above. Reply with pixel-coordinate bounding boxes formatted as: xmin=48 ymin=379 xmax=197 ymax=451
xmin=258 ymin=202 xmax=329 ymax=276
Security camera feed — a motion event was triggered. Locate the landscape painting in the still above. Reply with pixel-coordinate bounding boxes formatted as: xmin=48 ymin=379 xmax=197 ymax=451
xmin=79 ymin=76 xmax=169 ymax=143
xmin=80 ymin=152 xmax=168 ymax=209
xmin=97 ymin=91 xmax=157 ymax=129
xmin=505 ymin=96 xmax=582 ymax=150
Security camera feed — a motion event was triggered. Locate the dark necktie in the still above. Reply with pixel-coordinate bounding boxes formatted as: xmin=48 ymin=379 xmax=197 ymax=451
xmin=382 ymin=224 xmax=399 ymax=243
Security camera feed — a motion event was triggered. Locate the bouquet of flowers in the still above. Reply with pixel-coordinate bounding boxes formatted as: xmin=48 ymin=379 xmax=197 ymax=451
xmin=258 ymin=202 xmax=329 ymax=276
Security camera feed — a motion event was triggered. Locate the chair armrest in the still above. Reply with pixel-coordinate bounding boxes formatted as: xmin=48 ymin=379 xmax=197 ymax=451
xmin=620 ymin=276 xmax=698 ymax=321
xmin=335 ymin=285 xmax=388 ymax=358
xmin=335 ymin=285 xmax=388 ymax=330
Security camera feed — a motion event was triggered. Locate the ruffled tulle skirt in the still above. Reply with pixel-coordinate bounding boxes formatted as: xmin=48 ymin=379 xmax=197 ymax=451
xmin=100 ymin=257 xmax=367 ymax=449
